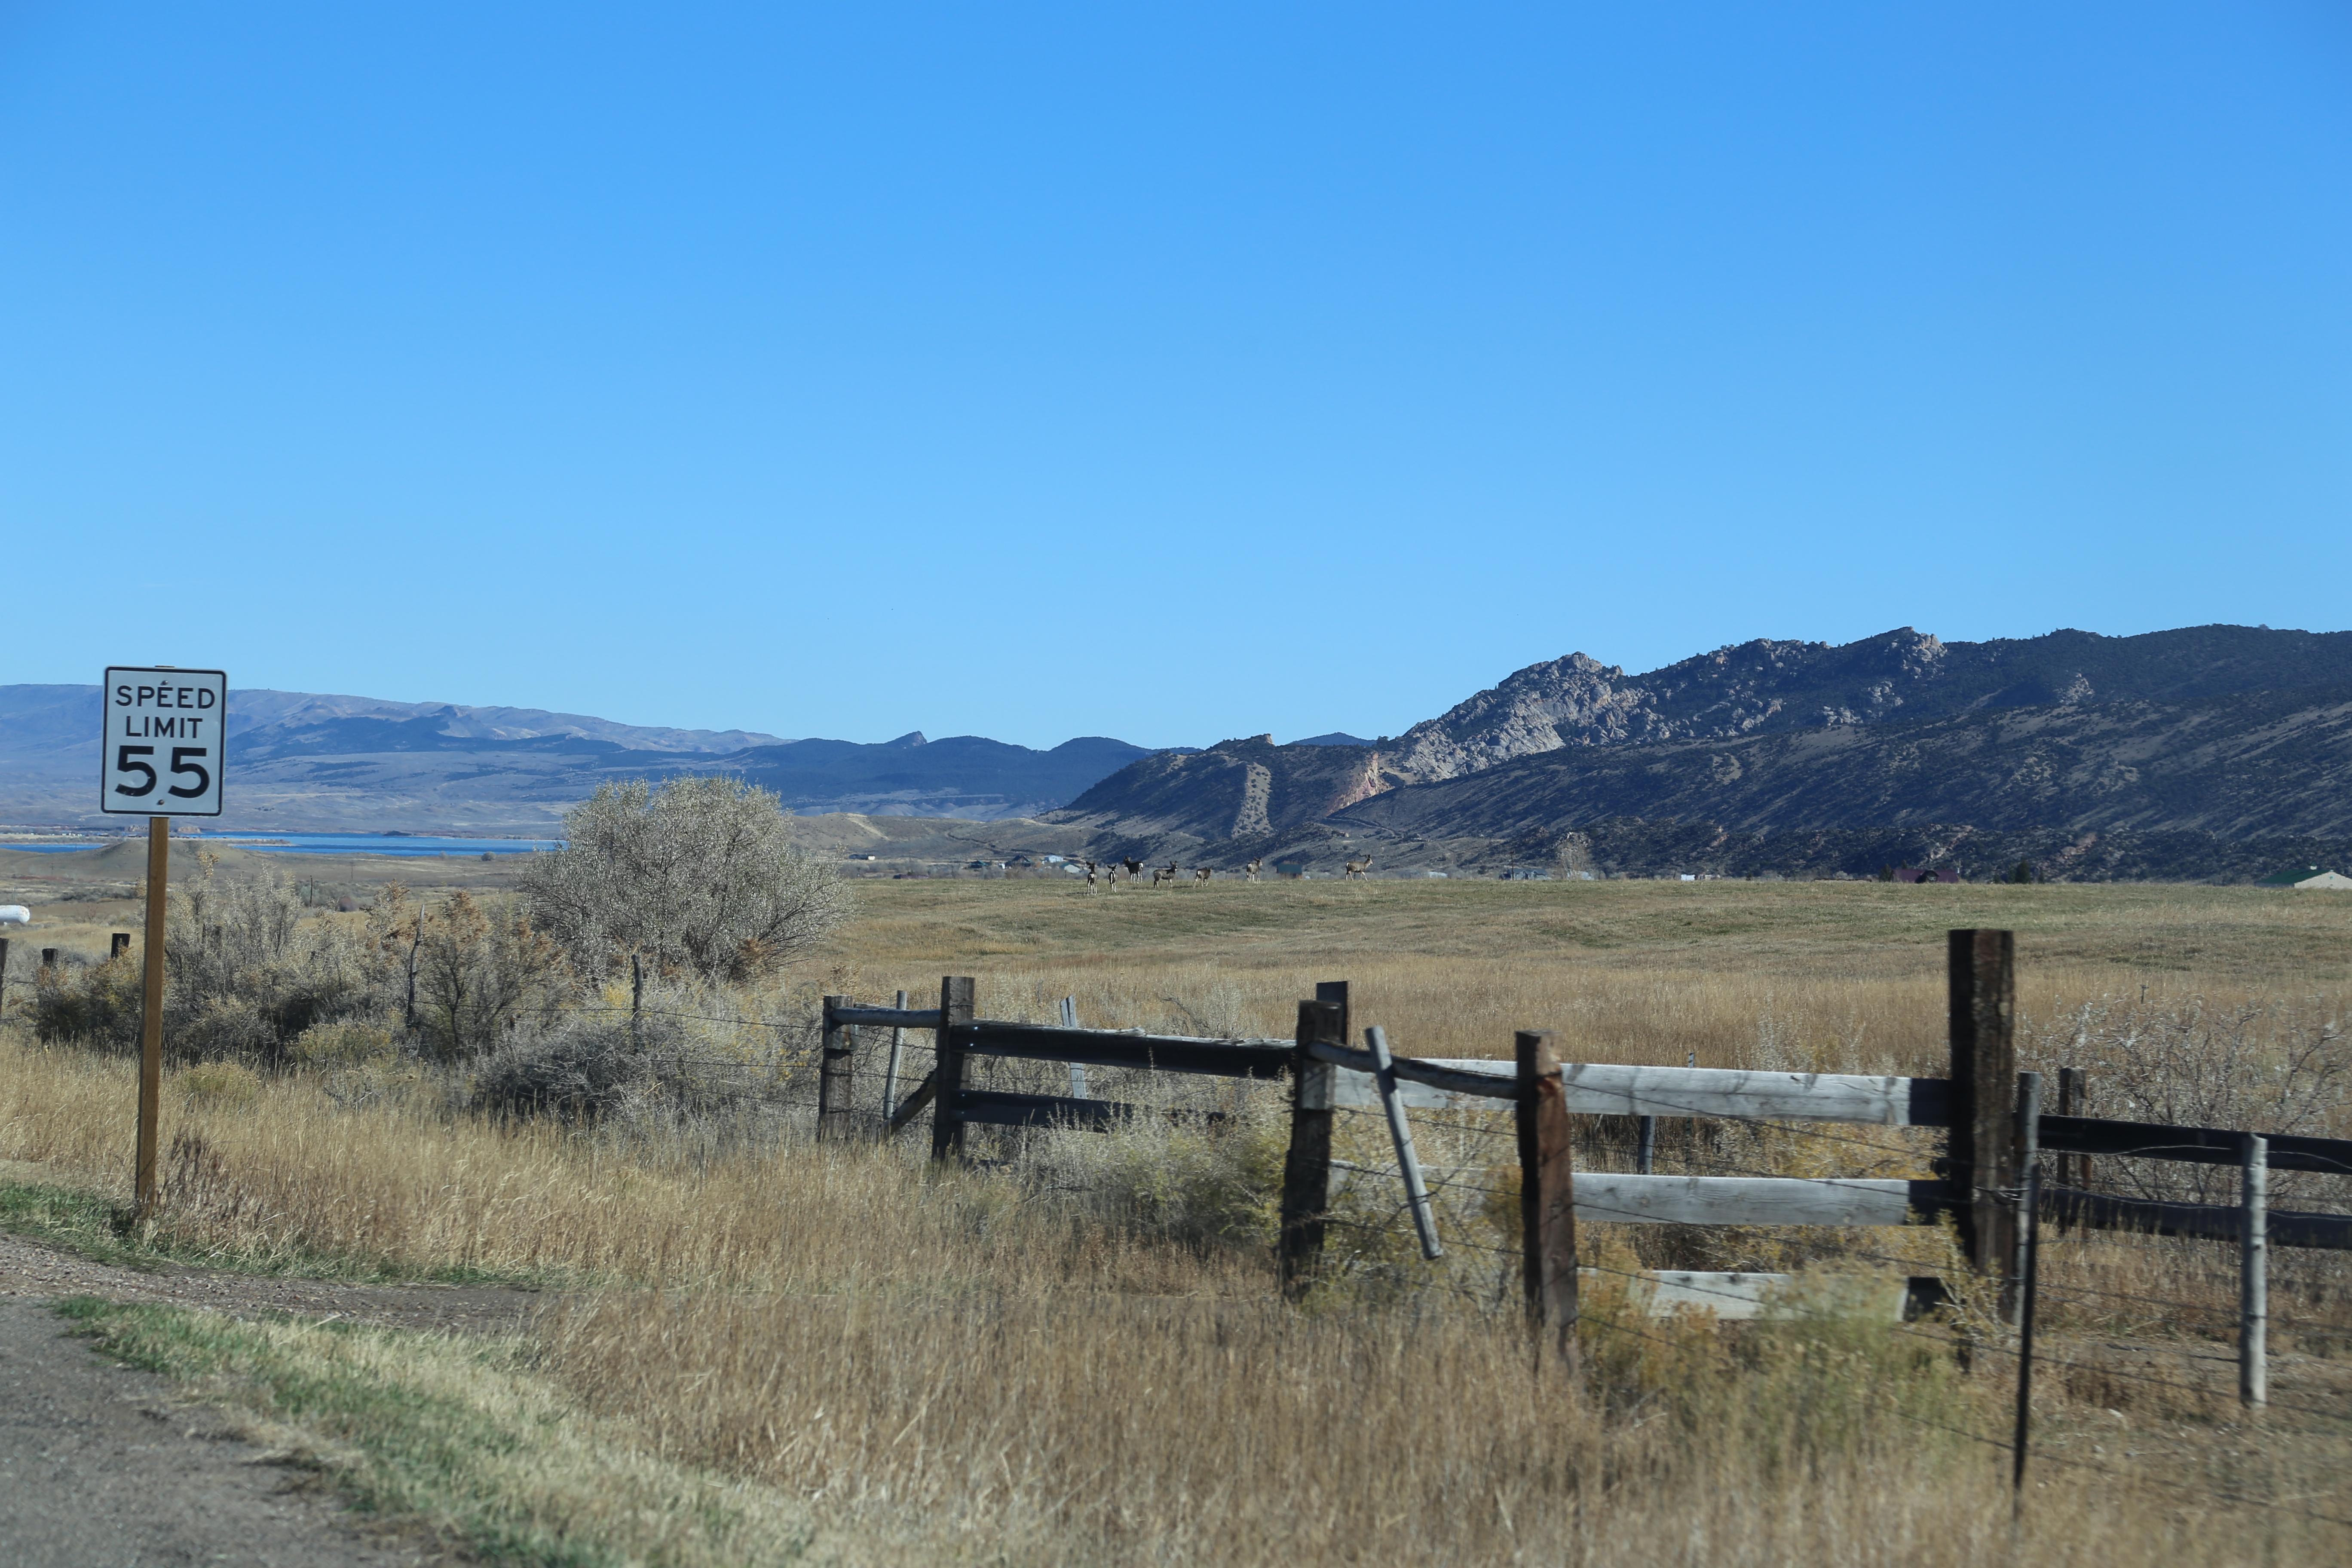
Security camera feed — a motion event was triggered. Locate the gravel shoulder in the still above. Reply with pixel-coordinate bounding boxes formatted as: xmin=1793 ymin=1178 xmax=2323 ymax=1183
xmin=0 ymin=1229 xmax=551 ymax=1334
xmin=0 ymin=1228 xmax=549 ymax=1565
xmin=0 ymin=1295 xmax=449 ymax=1566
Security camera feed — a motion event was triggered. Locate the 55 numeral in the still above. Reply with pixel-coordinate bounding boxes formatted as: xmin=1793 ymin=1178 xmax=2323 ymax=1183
xmin=113 ymin=744 xmax=211 ymax=799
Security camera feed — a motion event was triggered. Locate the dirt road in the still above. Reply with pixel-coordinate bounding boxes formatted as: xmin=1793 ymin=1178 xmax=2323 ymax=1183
xmin=0 ymin=1232 xmax=545 ymax=1565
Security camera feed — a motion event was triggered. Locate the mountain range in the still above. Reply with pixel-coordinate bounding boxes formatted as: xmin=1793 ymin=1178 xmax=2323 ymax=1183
xmin=1039 ymin=625 xmax=2352 ymax=880
xmin=6 ymin=623 xmax=2347 ymax=879
xmin=0 ymin=686 xmax=1151 ymax=831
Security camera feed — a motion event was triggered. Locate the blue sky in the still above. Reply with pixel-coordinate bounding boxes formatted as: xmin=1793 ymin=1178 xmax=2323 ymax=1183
xmin=5 ymin=3 xmax=2347 ymax=750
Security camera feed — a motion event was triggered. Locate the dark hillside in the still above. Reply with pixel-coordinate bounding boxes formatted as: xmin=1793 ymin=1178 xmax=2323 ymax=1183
xmin=1044 ymin=736 xmax=1380 ymax=843
xmin=1385 ymin=624 xmax=2352 ymax=783
xmin=1336 ymin=682 xmax=2352 ymax=842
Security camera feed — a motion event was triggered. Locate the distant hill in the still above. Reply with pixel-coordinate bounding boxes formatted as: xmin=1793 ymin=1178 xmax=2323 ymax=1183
xmin=1380 ymin=624 xmax=2352 ymax=785
xmin=1047 ymin=625 xmax=2352 ymax=879
xmin=0 ymin=686 xmax=1155 ymax=832
xmin=1332 ymin=681 xmax=2352 ymax=841
xmin=1047 ymin=735 xmax=1385 ymax=844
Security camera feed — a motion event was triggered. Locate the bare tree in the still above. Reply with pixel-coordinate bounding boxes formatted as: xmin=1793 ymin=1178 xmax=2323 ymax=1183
xmin=521 ymin=776 xmax=853 ymax=983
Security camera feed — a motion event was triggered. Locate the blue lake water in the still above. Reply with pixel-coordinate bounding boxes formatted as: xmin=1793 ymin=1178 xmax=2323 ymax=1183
xmin=9 ymin=833 xmax=564 ymax=857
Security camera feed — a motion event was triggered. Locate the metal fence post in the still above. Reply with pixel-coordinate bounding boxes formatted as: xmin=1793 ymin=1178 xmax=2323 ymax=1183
xmin=882 ymin=989 xmax=909 ymax=1120
xmin=2012 ymin=1162 xmax=2043 ymax=1510
xmin=1060 ymin=995 xmax=1088 ymax=1097
xmin=2242 ymin=1134 xmax=2268 ymax=1410
xmin=2009 ymin=1072 xmax=2042 ymax=1327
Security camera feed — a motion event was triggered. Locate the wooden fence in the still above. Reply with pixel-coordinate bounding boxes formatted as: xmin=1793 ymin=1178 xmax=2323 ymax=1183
xmin=819 ymin=929 xmax=2352 ymax=1370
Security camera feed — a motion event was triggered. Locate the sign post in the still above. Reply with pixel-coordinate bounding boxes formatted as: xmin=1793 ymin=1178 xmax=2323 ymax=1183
xmin=100 ymin=667 xmax=227 ymax=1217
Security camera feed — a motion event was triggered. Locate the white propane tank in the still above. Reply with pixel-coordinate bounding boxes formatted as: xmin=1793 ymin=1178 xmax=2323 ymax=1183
xmin=0 ymin=906 xmax=30 ymax=926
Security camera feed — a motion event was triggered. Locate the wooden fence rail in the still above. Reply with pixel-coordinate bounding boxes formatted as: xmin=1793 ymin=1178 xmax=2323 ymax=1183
xmin=817 ymin=932 xmax=2352 ymax=1357
xmin=2041 ymin=1185 xmax=2352 ymax=1251
xmin=2037 ymin=1116 xmax=2352 ymax=1175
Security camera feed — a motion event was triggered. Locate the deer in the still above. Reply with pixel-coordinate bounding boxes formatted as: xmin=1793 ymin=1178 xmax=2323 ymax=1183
xmin=1344 ymin=856 xmax=1373 ymax=881
xmin=1085 ymin=862 xmax=1100 ymax=893
xmin=1243 ymin=859 xmax=1263 ymax=883
xmin=1152 ymin=862 xmax=1178 ymax=888
xmin=1122 ymin=857 xmax=1144 ymax=882
xmin=1192 ymin=866 xmax=1212 ymax=886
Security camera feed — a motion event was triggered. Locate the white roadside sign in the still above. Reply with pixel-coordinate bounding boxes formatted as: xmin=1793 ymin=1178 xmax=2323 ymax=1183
xmin=101 ymin=666 xmax=228 ymax=816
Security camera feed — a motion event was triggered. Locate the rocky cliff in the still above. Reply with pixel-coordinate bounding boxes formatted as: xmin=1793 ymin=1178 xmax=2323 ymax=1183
xmin=1334 ymin=681 xmax=2352 ymax=843
xmin=1381 ymin=624 xmax=2352 ymax=784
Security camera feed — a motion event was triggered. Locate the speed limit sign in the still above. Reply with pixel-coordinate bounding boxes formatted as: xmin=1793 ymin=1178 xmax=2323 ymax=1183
xmin=101 ymin=666 xmax=227 ymax=816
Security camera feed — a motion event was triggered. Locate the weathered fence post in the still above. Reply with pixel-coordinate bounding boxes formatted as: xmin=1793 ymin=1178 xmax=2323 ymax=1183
xmin=819 ymin=995 xmax=854 ymax=1140
xmin=2242 ymin=1134 xmax=2268 ymax=1410
xmin=1947 ymin=930 xmax=2018 ymax=1292
xmin=930 ymin=976 xmax=976 ymax=1162
xmin=1278 ymin=992 xmax=1344 ymax=1302
xmin=0 ymin=937 xmax=10 ymax=1014
xmin=1516 ymin=1029 xmax=1578 ymax=1362
xmin=2056 ymin=1066 xmax=2088 ymax=1192
xmin=1315 ymin=980 xmax=1351 ymax=1054
xmin=2009 ymin=1071 xmax=2042 ymax=1326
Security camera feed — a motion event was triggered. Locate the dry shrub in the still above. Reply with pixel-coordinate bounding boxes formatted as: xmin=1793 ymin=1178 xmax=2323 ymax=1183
xmin=34 ymin=859 xmax=405 ymax=1064
xmin=2026 ymin=993 xmax=2349 ymax=1205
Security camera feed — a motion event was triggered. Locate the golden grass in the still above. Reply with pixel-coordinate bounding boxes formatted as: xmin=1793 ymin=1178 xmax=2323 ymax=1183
xmin=821 ymin=877 xmax=2352 ymax=1073
xmin=3 ymin=879 xmax=2349 ymax=1563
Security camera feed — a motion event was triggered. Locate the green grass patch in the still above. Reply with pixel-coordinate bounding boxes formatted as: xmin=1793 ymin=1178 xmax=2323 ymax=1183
xmin=0 ymin=1177 xmax=544 ymax=1288
xmin=55 ymin=1297 xmax=814 ymax=1567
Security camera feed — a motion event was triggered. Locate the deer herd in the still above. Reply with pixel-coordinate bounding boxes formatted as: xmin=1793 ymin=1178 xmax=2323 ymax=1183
xmin=1075 ymin=854 xmax=1372 ymax=891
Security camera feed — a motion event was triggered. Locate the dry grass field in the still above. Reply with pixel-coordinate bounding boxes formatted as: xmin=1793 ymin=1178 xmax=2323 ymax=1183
xmin=832 ymin=874 xmax=2352 ymax=1069
xmin=3 ymin=876 xmax=2349 ymax=1565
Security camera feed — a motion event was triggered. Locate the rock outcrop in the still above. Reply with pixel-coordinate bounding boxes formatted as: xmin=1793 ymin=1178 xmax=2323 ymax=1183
xmin=1380 ymin=625 xmax=2352 ymax=787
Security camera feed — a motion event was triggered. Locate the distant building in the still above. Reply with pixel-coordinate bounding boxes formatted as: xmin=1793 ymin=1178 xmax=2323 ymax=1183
xmin=2293 ymin=871 xmax=2352 ymax=891
xmin=1893 ymin=868 xmax=1960 ymax=885
xmin=2258 ymin=865 xmax=2334 ymax=887
xmin=1498 ymin=867 xmax=1552 ymax=881
xmin=1274 ymin=858 xmax=1310 ymax=879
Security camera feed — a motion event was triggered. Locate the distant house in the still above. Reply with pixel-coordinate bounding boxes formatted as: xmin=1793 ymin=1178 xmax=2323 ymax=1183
xmin=2258 ymin=865 xmax=2334 ymax=887
xmin=2293 ymin=871 xmax=2352 ymax=891
xmin=1498 ymin=867 xmax=1552 ymax=881
xmin=1893 ymin=868 xmax=1960 ymax=885
xmin=1274 ymin=858 xmax=1310 ymax=879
